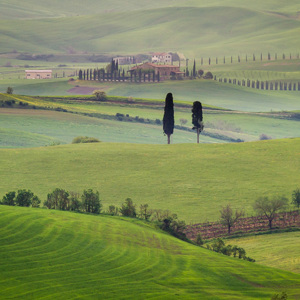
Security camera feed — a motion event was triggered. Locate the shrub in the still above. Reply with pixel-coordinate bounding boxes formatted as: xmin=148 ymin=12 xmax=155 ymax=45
xmin=81 ymin=189 xmax=101 ymax=214
xmin=93 ymin=90 xmax=107 ymax=101
xmin=204 ymin=72 xmax=213 ymax=79
xmin=15 ymin=189 xmax=35 ymax=207
xmin=6 ymin=87 xmax=13 ymax=94
xmin=72 ymin=136 xmax=100 ymax=144
xmin=108 ymin=205 xmax=119 ymax=215
xmin=259 ymin=133 xmax=272 ymax=140
xmin=2 ymin=191 xmax=16 ymax=206
xmin=120 ymin=198 xmax=136 ymax=217
xmin=196 ymin=233 xmax=204 ymax=246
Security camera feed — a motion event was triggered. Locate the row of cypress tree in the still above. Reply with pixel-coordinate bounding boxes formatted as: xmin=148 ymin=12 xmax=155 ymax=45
xmin=163 ymin=93 xmax=203 ymax=144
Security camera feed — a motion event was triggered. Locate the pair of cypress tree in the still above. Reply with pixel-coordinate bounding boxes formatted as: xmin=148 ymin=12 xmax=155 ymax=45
xmin=163 ymin=93 xmax=203 ymax=144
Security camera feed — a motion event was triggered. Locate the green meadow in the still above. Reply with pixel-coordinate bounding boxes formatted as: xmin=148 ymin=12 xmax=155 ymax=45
xmin=0 ymin=139 xmax=299 ymax=223
xmin=0 ymin=205 xmax=299 ymax=299
xmin=228 ymin=231 xmax=300 ymax=274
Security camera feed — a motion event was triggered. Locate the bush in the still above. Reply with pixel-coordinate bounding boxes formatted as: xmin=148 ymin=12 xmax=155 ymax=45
xmin=72 ymin=136 xmax=100 ymax=144
xmin=259 ymin=133 xmax=272 ymax=140
xmin=203 ymin=72 xmax=213 ymax=79
xmin=120 ymin=198 xmax=136 ymax=217
xmin=81 ymin=189 xmax=101 ymax=214
xmin=6 ymin=87 xmax=13 ymax=94
xmin=15 ymin=189 xmax=35 ymax=207
xmin=93 ymin=90 xmax=107 ymax=101
xmin=2 ymin=191 xmax=16 ymax=206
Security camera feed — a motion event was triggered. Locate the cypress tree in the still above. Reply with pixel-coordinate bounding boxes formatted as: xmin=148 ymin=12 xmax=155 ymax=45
xmin=83 ymin=70 xmax=86 ymax=80
xmin=157 ymin=71 xmax=160 ymax=82
xmin=163 ymin=93 xmax=174 ymax=144
xmin=193 ymin=59 xmax=196 ymax=77
xmin=152 ymin=70 xmax=155 ymax=82
xmin=192 ymin=101 xmax=203 ymax=144
xmin=78 ymin=69 xmax=82 ymax=80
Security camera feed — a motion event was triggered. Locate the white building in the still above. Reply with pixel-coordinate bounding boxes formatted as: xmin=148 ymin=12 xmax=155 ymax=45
xmin=25 ymin=70 xmax=52 ymax=79
xmin=151 ymin=52 xmax=172 ymax=64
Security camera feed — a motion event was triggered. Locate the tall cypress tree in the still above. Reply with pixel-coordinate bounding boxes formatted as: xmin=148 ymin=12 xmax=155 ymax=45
xmin=163 ymin=93 xmax=174 ymax=144
xmin=193 ymin=59 xmax=196 ymax=77
xmin=78 ymin=69 xmax=82 ymax=80
xmin=192 ymin=101 xmax=203 ymax=144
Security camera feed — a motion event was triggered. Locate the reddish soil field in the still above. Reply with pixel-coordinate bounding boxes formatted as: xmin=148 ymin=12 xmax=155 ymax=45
xmin=185 ymin=211 xmax=300 ymax=241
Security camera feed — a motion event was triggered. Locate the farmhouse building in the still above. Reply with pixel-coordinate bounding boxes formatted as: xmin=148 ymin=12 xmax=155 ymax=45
xmin=129 ymin=62 xmax=183 ymax=79
xmin=25 ymin=70 xmax=52 ymax=79
xmin=151 ymin=52 xmax=172 ymax=64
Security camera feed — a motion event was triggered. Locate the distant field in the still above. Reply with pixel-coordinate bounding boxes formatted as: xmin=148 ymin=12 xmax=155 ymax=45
xmin=227 ymin=232 xmax=300 ymax=274
xmin=1 ymin=93 xmax=299 ymax=148
xmin=0 ymin=206 xmax=299 ymax=299
xmin=1 ymin=78 xmax=300 ymax=112
xmin=0 ymin=139 xmax=299 ymax=223
xmin=0 ymin=2 xmax=299 ymax=57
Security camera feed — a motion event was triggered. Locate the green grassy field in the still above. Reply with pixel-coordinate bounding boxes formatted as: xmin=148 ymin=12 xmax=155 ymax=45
xmin=0 ymin=205 xmax=299 ymax=299
xmin=227 ymin=231 xmax=300 ymax=274
xmin=0 ymin=139 xmax=299 ymax=223
xmin=0 ymin=2 xmax=299 ymax=57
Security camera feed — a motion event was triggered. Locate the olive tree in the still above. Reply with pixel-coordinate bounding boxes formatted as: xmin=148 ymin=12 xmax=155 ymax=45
xmin=253 ymin=196 xmax=288 ymax=229
xmin=220 ymin=204 xmax=244 ymax=234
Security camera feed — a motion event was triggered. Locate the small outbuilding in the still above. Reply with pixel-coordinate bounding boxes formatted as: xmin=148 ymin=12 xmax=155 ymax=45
xmin=25 ymin=70 xmax=52 ymax=79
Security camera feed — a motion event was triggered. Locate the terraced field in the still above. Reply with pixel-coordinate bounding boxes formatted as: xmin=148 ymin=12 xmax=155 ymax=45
xmin=1 ymin=206 xmax=299 ymax=299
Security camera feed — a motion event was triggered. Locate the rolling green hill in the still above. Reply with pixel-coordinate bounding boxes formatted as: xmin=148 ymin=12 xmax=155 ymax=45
xmin=0 ymin=139 xmax=299 ymax=223
xmin=0 ymin=205 xmax=299 ymax=299
xmin=227 ymin=231 xmax=300 ymax=274
xmin=0 ymin=4 xmax=299 ymax=57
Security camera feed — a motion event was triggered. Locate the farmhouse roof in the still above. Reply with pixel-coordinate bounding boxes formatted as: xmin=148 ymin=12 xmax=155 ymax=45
xmin=25 ymin=70 xmax=52 ymax=73
xmin=131 ymin=62 xmax=177 ymax=69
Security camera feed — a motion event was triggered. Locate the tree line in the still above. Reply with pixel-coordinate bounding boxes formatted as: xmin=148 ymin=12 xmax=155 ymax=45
xmin=217 ymin=77 xmax=300 ymax=91
xmin=197 ymin=52 xmax=300 ymax=66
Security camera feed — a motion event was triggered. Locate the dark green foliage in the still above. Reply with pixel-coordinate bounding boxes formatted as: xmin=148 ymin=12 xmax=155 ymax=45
xmin=163 ymin=93 xmax=174 ymax=144
xmin=139 ymin=204 xmax=152 ymax=220
xmin=196 ymin=233 xmax=204 ymax=246
xmin=204 ymin=71 xmax=213 ymax=79
xmin=192 ymin=101 xmax=203 ymax=143
xmin=15 ymin=189 xmax=34 ymax=207
xmin=78 ymin=69 xmax=82 ymax=80
xmin=6 ymin=87 xmax=13 ymax=94
xmin=31 ymin=195 xmax=41 ymax=208
xmin=45 ymin=188 xmax=70 ymax=210
xmin=120 ymin=198 xmax=136 ymax=217
xmin=69 ymin=192 xmax=82 ymax=212
xmin=192 ymin=59 xmax=196 ymax=77
xmin=72 ymin=136 xmax=100 ymax=143
xmin=108 ymin=205 xmax=119 ymax=216
xmin=209 ymin=238 xmax=255 ymax=262
xmin=291 ymin=188 xmax=300 ymax=209
xmin=82 ymin=189 xmax=101 ymax=214
xmin=2 ymin=191 xmax=16 ymax=206
xmin=271 ymin=292 xmax=288 ymax=300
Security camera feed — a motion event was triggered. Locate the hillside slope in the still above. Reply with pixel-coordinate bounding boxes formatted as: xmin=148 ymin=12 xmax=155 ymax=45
xmin=0 ymin=139 xmax=299 ymax=223
xmin=0 ymin=5 xmax=299 ymax=56
xmin=0 ymin=206 xmax=299 ymax=299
